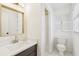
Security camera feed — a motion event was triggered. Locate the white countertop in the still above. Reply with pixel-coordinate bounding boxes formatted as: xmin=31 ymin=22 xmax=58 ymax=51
xmin=0 ymin=39 xmax=37 ymax=56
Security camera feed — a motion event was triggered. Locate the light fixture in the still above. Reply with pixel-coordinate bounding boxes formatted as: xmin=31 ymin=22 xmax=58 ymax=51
xmin=18 ymin=3 xmax=25 ymax=7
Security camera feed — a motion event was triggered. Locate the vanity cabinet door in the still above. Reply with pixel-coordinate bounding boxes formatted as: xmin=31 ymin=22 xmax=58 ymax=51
xmin=15 ymin=44 xmax=37 ymax=56
xmin=1 ymin=7 xmax=23 ymax=36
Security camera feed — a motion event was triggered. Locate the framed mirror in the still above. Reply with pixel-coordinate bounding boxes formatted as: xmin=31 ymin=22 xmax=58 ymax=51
xmin=0 ymin=4 xmax=24 ymax=36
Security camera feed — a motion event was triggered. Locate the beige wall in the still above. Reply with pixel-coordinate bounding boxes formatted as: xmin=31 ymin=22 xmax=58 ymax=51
xmin=24 ymin=3 xmax=42 ymax=40
xmin=24 ymin=4 xmax=44 ymax=55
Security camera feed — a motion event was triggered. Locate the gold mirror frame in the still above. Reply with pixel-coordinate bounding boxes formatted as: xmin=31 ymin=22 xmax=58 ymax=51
xmin=0 ymin=4 xmax=24 ymax=36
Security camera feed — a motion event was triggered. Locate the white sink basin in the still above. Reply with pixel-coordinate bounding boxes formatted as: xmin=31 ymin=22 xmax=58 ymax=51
xmin=0 ymin=36 xmax=15 ymax=47
xmin=5 ymin=41 xmax=23 ymax=51
xmin=0 ymin=39 xmax=23 ymax=56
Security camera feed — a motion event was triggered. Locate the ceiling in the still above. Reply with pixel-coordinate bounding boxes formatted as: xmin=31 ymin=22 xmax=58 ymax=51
xmin=47 ymin=3 xmax=73 ymax=15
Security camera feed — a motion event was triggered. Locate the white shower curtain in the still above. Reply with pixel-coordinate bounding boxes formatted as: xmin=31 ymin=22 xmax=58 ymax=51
xmin=44 ymin=4 xmax=55 ymax=55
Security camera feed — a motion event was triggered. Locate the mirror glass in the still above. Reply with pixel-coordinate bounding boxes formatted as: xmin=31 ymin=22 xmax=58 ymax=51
xmin=0 ymin=6 xmax=24 ymax=36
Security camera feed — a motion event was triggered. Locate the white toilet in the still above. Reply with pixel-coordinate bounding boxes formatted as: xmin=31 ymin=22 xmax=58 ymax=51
xmin=56 ymin=38 xmax=66 ymax=56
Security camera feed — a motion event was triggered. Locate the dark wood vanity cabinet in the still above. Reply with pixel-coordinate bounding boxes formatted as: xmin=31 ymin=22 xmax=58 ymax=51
xmin=15 ymin=44 xmax=37 ymax=56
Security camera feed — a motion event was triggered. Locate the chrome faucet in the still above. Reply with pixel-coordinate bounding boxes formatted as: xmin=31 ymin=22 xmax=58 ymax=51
xmin=12 ymin=35 xmax=18 ymax=43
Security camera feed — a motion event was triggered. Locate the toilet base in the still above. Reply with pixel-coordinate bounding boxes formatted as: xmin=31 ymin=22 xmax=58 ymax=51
xmin=58 ymin=51 xmax=64 ymax=56
xmin=57 ymin=44 xmax=66 ymax=56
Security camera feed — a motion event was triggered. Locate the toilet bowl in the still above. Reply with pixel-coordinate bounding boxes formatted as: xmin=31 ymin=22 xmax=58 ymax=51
xmin=57 ymin=44 xmax=66 ymax=56
xmin=56 ymin=38 xmax=66 ymax=56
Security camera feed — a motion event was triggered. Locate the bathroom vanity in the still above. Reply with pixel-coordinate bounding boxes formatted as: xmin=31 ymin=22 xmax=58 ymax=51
xmin=15 ymin=44 xmax=37 ymax=56
xmin=0 ymin=38 xmax=37 ymax=56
